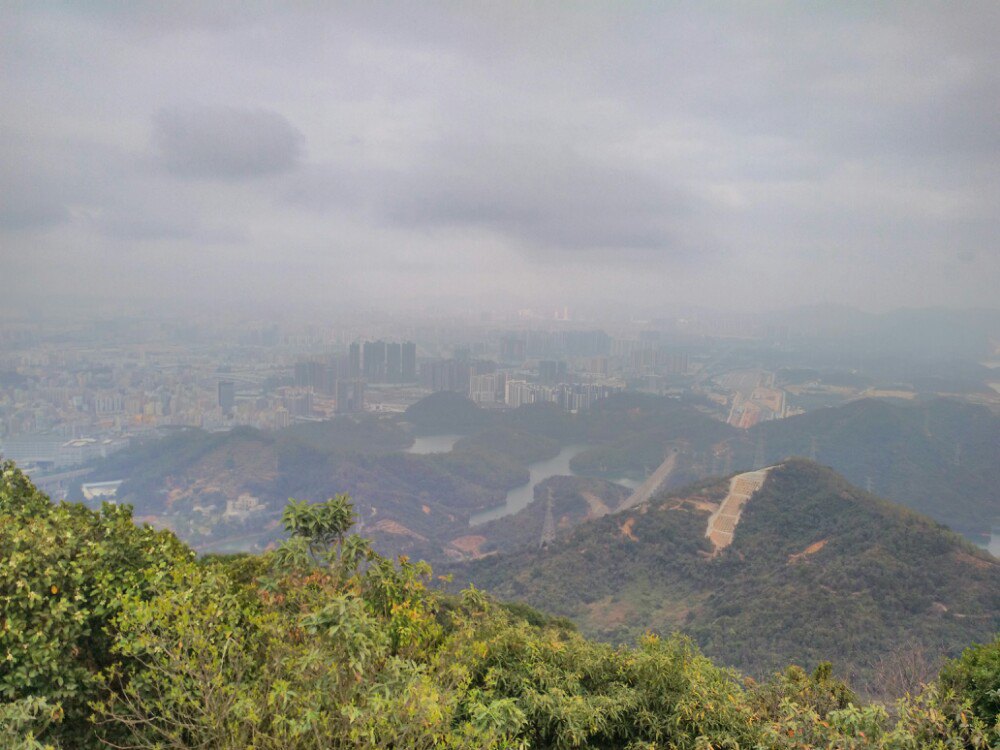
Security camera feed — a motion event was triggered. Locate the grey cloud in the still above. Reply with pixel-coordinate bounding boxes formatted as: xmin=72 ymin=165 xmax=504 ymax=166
xmin=2 ymin=2 xmax=999 ymax=313
xmin=152 ymin=105 xmax=304 ymax=180
xmin=282 ymin=162 xmax=364 ymax=213
xmin=594 ymin=6 xmax=1000 ymax=167
xmin=290 ymin=140 xmax=713 ymax=260
xmin=64 ymin=1 xmax=264 ymax=33
xmin=0 ymin=132 xmax=126 ymax=232
xmin=0 ymin=129 xmax=248 ymax=244
xmin=0 ymin=190 xmax=69 ymax=231
xmin=0 ymin=144 xmax=71 ymax=230
xmin=94 ymin=213 xmax=245 ymax=244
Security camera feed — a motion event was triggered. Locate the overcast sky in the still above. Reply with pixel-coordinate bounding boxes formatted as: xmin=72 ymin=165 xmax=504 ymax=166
xmin=2 ymin=2 xmax=998 ymax=319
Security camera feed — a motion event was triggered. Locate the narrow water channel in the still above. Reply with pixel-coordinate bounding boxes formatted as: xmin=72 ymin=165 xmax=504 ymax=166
xmin=405 ymin=434 xmax=462 ymax=454
xmin=469 ymin=445 xmax=587 ymax=526
xmin=404 ymin=438 xmax=644 ymax=527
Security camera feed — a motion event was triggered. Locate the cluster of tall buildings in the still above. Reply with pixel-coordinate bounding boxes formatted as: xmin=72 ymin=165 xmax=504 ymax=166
xmin=2 ymin=318 xmax=702 ymax=470
xmin=288 ymin=339 xmax=417 ymax=416
xmin=293 ymin=360 xmax=344 ymax=395
xmin=334 ymin=379 xmax=366 ymax=415
xmin=350 ymin=340 xmax=417 ymax=382
xmin=292 ymin=340 xmax=416 ymax=395
xmin=468 ymin=372 xmax=507 ymax=405
xmin=466 ymin=368 xmax=622 ymax=412
xmin=416 ymin=349 xmax=626 ymax=413
xmin=285 ymin=362 xmax=365 ymax=416
xmin=419 ymin=358 xmax=473 ymax=393
xmin=503 ymin=381 xmax=623 ymax=411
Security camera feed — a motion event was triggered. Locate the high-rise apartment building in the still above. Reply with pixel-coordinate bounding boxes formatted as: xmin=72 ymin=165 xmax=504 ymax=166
xmin=363 ymin=340 xmax=387 ymax=380
xmin=504 ymin=379 xmax=533 ymax=409
xmin=352 ymin=379 xmax=365 ymax=413
xmin=538 ymin=360 xmax=567 ymax=385
xmin=419 ymin=359 xmax=471 ymax=393
xmin=401 ymin=341 xmax=417 ymax=381
xmin=274 ymin=407 xmax=291 ymax=429
xmin=349 ymin=341 xmax=361 ymax=378
xmin=469 ymin=373 xmax=502 ymax=404
xmin=217 ymin=380 xmax=235 ymax=416
xmin=386 ymin=342 xmax=402 ymax=382
xmin=282 ymin=390 xmax=313 ymax=417
xmin=335 ymin=379 xmax=366 ymax=414
xmin=294 ymin=361 xmax=327 ymax=391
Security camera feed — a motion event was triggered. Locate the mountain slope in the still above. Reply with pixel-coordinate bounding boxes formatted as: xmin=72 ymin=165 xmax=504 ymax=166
xmin=71 ymin=394 xmax=735 ymax=556
xmin=734 ymin=398 xmax=1000 ymax=539
xmin=71 ymin=395 xmax=999 ymax=558
xmin=457 ymin=460 xmax=1000 ymax=683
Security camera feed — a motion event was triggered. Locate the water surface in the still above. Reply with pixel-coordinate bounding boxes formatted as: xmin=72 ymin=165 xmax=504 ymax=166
xmin=470 ymin=445 xmax=587 ymax=525
xmin=405 ymin=434 xmax=462 ymax=454
xmin=609 ymin=476 xmax=642 ymax=490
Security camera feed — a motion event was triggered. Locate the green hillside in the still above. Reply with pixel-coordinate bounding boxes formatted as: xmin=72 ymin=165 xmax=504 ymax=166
xmin=458 ymin=460 xmax=1000 ymax=686
xmin=70 ymin=395 xmax=730 ymax=557
xmin=73 ymin=417 xmax=538 ymax=558
xmin=70 ymin=395 xmax=999 ymax=560
xmin=4 ymin=459 xmax=998 ymax=749
xmin=743 ymin=398 xmax=1000 ymax=538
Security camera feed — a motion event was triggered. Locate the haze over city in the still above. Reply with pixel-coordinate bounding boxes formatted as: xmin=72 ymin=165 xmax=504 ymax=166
xmin=4 ymin=5 xmax=1000 ymax=748
xmin=2 ymin=2 xmax=998 ymax=319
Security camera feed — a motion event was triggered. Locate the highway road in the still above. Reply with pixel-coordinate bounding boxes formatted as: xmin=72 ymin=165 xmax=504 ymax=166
xmin=617 ymin=449 xmax=679 ymax=511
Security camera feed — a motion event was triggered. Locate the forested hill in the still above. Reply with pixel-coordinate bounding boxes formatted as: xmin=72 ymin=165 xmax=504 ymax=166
xmin=457 ymin=459 xmax=1000 ymax=686
xmin=742 ymin=398 xmax=1000 ymax=538
xmin=72 ymin=393 xmax=997 ymax=559
xmin=70 ymin=393 xmax=732 ymax=558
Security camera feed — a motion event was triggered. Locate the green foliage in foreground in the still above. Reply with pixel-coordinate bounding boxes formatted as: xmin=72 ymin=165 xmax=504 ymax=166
xmin=1 ymin=460 xmax=998 ymax=749
xmin=940 ymin=638 xmax=1000 ymax=729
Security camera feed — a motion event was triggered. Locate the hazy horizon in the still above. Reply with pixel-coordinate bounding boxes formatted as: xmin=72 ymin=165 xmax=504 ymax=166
xmin=3 ymin=3 xmax=999 ymax=317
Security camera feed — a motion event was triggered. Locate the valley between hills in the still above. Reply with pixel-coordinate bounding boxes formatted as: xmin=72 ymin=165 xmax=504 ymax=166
xmin=76 ymin=391 xmax=1000 ymax=563
xmin=66 ymin=391 xmax=1000 ymax=686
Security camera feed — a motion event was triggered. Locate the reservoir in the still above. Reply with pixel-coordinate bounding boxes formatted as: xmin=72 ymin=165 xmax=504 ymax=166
xmin=609 ymin=476 xmax=642 ymax=490
xmin=470 ymin=445 xmax=587 ymax=525
xmin=405 ymin=438 xmax=641 ymax=525
xmin=405 ymin=434 xmax=462 ymax=454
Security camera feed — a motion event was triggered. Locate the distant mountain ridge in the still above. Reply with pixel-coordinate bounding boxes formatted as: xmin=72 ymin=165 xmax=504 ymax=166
xmin=761 ymin=305 xmax=1000 ymax=359
xmin=743 ymin=398 xmax=1000 ymax=538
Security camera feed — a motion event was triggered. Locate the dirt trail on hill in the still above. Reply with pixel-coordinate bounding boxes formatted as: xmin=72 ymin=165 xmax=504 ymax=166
xmin=581 ymin=491 xmax=611 ymax=519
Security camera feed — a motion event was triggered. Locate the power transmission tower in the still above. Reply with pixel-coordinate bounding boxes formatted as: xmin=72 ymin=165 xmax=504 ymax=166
xmin=753 ymin=433 xmax=766 ymax=470
xmin=540 ymin=496 xmax=556 ymax=548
